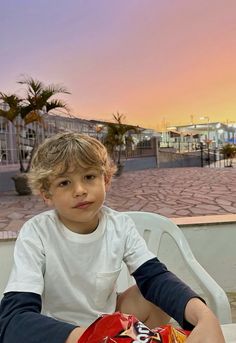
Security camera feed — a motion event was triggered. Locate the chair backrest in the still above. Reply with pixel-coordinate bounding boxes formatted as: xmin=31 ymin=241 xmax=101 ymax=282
xmin=124 ymin=211 xmax=182 ymax=255
xmin=117 ymin=211 xmax=193 ymax=292
xmin=117 ymin=211 xmax=232 ymax=324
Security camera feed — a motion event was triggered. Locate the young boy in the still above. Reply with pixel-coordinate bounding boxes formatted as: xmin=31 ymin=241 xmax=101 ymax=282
xmin=0 ymin=132 xmax=225 ymax=343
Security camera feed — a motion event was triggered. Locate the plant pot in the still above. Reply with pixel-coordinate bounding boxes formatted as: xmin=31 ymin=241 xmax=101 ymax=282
xmin=12 ymin=173 xmax=32 ymax=195
xmin=115 ymin=163 xmax=124 ymax=177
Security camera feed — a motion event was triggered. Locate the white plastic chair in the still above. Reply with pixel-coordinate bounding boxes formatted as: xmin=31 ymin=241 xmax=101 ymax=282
xmin=117 ymin=211 xmax=232 ymax=325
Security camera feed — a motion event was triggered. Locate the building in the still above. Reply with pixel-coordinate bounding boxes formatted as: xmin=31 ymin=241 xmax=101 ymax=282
xmin=161 ymin=122 xmax=236 ymax=152
xmin=0 ymin=113 xmax=96 ymax=165
xmin=0 ymin=112 xmax=160 ymax=166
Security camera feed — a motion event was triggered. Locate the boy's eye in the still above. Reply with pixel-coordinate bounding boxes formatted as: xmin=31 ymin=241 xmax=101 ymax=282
xmin=85 ymin=174 xmax=96 ymax=181
xmin=58 ymin=180 xmax=70 ymax=187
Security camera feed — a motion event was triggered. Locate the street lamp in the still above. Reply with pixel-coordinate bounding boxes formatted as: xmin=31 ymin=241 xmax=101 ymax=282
xmin=200 ymin=116 xmax=210 ymax=166
xmin=95 ymin=124 xmax=104 ymax=140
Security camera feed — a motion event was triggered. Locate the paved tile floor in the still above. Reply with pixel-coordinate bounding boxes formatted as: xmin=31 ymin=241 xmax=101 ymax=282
xmin=1 ymin=167 xmax=236 ymax=235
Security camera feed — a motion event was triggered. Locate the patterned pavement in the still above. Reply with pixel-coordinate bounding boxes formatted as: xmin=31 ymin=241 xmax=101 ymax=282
xmin=1 ymin=167 xmax=236 ymax=237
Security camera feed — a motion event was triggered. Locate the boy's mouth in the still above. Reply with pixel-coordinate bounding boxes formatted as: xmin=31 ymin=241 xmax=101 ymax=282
xmin=73 ymin=201 xmax=93 ymax=209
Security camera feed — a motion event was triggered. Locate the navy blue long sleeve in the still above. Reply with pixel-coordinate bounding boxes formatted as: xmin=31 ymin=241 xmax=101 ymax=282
xmin=0 ymin=292 xmax=77 ymax=343
xmin=132 ymin=257 xmax=205 ymax=330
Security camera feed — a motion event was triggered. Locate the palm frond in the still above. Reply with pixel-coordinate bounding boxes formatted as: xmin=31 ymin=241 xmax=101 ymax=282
xmin=46 ymin=85 xmax=70 ymax=95
xmin=23 ymin=110 xmax=44 ymax=125
xmin=46 ymin=99 xmax=69 ymax=113
xmin=19 ymin=77 xmax=70 ymax=119
xmin=18 ymin=77 xmax=44 ymax=97
xmin=0 ymin=93 xmax=22 ymax=122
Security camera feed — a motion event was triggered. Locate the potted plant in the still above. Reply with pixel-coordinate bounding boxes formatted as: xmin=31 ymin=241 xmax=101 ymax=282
xmin=103 ymin=113 xmax=139 ymax=176
xmin=220 ymin=143 xmax=236 ymax=167
xmin=0 ymin=77 xmax=70 ymax=194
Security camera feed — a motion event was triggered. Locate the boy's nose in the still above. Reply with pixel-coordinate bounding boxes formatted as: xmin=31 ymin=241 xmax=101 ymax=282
xmin=73 ymin=182 xmax=87 ymax=197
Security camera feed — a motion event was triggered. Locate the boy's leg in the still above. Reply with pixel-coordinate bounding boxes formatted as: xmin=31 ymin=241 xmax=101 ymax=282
xmin=116 ymin=285 xmax=170 ymax=329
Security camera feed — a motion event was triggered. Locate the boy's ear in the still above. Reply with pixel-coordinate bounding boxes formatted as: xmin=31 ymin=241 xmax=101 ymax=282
xmin=104 ymin=175 xmax=112 ymax=191
xmin=40 ymin=190 xmax=53 ymax=206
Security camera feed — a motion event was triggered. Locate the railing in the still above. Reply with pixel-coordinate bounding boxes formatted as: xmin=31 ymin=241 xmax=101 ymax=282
xmin=0 ymin=116 xmax=158 ymax=167
xmin=200 ymin=146 xmax=233 ymax=168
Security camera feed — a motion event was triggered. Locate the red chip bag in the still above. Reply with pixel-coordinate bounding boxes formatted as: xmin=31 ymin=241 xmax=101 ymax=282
xmin=78 ymin=312 xmax=190 ymax=342
xmin=153 ymin=325 xmax=191 ymax=342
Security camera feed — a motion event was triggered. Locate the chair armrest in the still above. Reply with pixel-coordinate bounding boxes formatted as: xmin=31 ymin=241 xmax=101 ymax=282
xmin=221 ymin=324 xmax=236 ymax=342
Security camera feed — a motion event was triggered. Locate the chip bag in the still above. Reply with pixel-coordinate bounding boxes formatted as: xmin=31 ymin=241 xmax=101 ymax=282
xmin=78 ymin=311 xmax=190 ymax=342
xmin=153 ymin=325 xmax=191 ymax=343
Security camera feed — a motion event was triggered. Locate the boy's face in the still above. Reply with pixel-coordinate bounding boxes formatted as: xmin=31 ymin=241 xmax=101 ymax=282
xmin=42 ymin=167 xmax=109 ymax=234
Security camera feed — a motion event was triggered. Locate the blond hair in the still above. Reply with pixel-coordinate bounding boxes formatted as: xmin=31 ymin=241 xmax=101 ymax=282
xmin=28 ymin=132 xmax=116 ymax=194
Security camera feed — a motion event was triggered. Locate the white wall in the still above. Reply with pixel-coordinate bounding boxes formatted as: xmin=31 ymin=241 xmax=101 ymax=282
xmin=0 ymin=240 xmax=15 ymax=298
xmin=181 ymin=222 xmax=236 ymax=293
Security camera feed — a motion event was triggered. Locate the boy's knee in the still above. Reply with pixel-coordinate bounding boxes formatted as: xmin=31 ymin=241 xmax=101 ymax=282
xmin=116 ymin=285 xmax=170 ymax=328
xmin=116 ymin=285 xmax=141 ymax=312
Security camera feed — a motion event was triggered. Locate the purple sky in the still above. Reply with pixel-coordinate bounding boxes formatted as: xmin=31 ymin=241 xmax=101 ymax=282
xmin=1 ymin=0 xmax=236 ymax=129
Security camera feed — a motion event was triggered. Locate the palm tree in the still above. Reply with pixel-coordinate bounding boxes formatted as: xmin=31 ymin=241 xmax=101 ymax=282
xmin=0 ymin=77 xmax=70 ymax=194
xmin=0 ymin=93 xmax=26 ymax=171
xmin=104 ymin=113 xmax=139 ymax=174
xmin=0 ymin=77 xmax=70 ymax=172
xmin=220 ymin=144 xmax=236 ymax=167
xmin=18 ymin=77 xmax=70 ymax=172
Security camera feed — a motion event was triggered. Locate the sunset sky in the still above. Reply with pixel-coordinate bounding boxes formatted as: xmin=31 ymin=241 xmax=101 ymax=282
xmin=1 ymin=0 xmax=236 ymax=130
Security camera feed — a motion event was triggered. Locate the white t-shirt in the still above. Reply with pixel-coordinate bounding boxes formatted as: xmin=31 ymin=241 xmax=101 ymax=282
xmin=5 ymin=206 xmax=154 ymax=327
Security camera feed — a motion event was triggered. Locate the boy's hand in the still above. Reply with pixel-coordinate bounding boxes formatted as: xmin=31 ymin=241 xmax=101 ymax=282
xmin=185 ymin=298 xmax=225 ymax=343
xmin=186 ymin=320 xmax=225 ymax=342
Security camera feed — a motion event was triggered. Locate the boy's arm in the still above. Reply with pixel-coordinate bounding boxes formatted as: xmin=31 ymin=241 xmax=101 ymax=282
xmin=133 ymin=257 xmax=225 ymax=341
xmin=0 ymin=292 xmax=79 ymax=343
xmin=132 ymin=257 xmax=205 ymax=329
xmin=184 ymin=298 xmax=225 ymax=342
